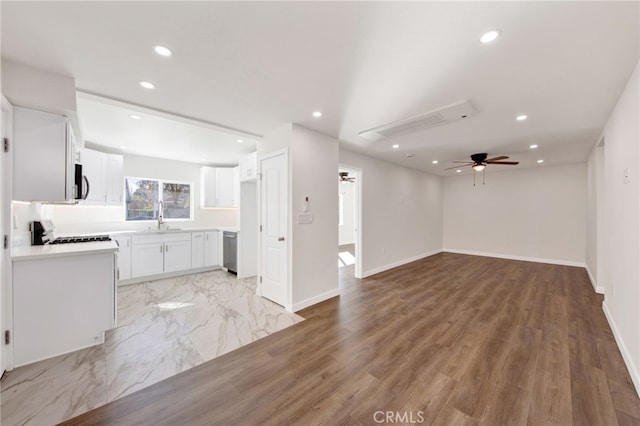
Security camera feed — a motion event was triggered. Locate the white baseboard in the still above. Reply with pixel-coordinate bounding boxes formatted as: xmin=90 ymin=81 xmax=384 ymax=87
xmin=362 ymin=249 xmax=443 ymax=278
xmin=603 ymin=301 xmax=640 ymax=398
xmin=442 ymin=248 xmax=586 ymax=268
xmin=585 ymin=265 xmax=605 ymax=294
xmin=291 ymin=288 xmax=340 ymax=312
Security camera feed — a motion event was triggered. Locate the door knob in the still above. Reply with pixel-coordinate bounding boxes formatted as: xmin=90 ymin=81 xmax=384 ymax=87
xmin=278 ymin=237 xmax=285 ymax=241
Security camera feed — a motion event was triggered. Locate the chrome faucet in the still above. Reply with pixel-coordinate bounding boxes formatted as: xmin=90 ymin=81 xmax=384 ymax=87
xmin=157 ymin=200 xmax=164 ymax=229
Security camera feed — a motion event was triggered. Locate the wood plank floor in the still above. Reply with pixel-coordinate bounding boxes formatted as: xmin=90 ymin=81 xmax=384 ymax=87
xmin=62 ymin=253 xmax=640 ymax=425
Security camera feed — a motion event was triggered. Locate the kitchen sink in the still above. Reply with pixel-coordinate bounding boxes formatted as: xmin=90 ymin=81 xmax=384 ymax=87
xmin=143 ymin=227 xmax=182 ymax=232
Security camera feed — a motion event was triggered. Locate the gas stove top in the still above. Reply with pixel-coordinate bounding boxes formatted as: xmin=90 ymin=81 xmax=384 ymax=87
xmin=47 ymin=235 xmax=112 ymax=245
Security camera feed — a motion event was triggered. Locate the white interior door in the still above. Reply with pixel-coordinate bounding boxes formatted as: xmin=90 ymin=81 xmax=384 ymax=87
xmin=260 ymin=151 xmax=288 ymax=308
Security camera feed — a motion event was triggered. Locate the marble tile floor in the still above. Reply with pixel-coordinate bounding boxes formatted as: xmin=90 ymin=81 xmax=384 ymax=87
xmin=0 ymin=270 xmax=303 ymax=426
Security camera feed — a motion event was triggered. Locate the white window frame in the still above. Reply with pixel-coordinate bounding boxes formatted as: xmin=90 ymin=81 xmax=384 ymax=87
xmin=124 ymin=176 xmax=194 ymax=222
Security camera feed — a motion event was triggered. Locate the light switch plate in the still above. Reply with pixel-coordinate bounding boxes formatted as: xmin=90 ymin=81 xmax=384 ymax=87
xmin=297 ymin=213 xmax=313 ymax=224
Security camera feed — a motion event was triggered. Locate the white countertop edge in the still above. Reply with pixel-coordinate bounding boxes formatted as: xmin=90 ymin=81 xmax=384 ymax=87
xmin=12 ymin=241 xmax=119 ymax=261
xmin=108 ymin=227 xmax=239 ymax=237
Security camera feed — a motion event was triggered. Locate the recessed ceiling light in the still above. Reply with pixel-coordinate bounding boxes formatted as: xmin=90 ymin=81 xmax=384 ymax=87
xmin=516 ymin=115 xmax=528 ymax=121
xmin=432 ymin=160 xmax=438 ymax=164
xmin=120 ymin=146 xmax=127 ymax=150
xmin=129 ymin=114 xmax=142 ymax=120
xmin=529 ymin=144 xmax=538 ymax=149
xmin=139 ymin=81 xmax=155 ymax=89
xmin=480 ymin=30 xmax=500 ymax=44
xmin=312 ymin=111 xmax=322 ymax=118
xmin=537 ymin=159 xmax=544 ymax=163
xmin=392 ymin=144 xmax=400 ymax=149
xmin=456 ymin=169 xmax=462 ymax=173
xmin=154 ymin=45 xmax=173 ymax=57
xmin=201 ymin=159 xmax=206 ymax=162
xmin=237 ymin=139 xmax=244 ymax=144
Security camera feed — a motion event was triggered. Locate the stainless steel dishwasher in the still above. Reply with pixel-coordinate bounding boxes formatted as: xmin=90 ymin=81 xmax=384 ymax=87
xmin=223 ymin=231 xmax=237 ymax=274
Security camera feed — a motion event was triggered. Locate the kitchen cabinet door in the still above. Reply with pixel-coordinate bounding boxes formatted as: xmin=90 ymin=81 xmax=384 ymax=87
xmin=81 ymin=148 xmax=107 ymax=203
xmin=112 ymin=236 xmax=132 ymax=281
xmin=191 ymin=232 xmax=204 ymax=268
xmin=240 ymin=152 xmax=258 ymax=182
xmin=215 ymin=168 xmax=235 ymax=207
xmin=131 ymin=242 xmax=164 ymax=277
xmin=233 ymin=166 xmax=240 ymax=207
xmin=164 ymin=240 xmax=192 ymax=273
xmin=204 ymin=231 xmax=220 ymax=266
xmin=106 ymin=154 xmax=124 ymax=205
xmin=200 ymin=166 xmax=217 ymax=207
xmin=13 ymin=107 xmax=74 ymax=202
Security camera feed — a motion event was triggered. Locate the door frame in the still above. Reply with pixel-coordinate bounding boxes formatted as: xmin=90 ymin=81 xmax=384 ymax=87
xmin=257 ymin=148 xmax=291 ymax=310
xmin=339 ymin=164 xmax=363 ymax=279
xmin=1 ymin=95 xmax=14 ymax=373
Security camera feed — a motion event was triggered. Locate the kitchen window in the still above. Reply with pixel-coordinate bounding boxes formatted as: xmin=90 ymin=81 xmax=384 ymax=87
xmin=125 ymin=177 xmax=192 ymax=221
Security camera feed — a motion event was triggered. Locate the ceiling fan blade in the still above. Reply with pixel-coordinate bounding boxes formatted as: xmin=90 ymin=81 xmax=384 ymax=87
xmin=486 ymin=155 xmax=508 ymax=162
xmin=445 ymin=164 xmax=471 ymax=170
xmin=451 ymin=161 xmax=474 ymax=164
xmin=487 ymin=161 xmax=519 ymax=165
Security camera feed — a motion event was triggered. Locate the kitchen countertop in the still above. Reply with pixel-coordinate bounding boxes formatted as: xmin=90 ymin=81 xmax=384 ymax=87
xmin=12 ymin=241 xmax=119 ymax=261
xmin=108 ymin=227 xmax=239 ymax=237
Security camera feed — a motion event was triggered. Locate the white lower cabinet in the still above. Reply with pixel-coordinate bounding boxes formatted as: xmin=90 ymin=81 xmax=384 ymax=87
xmin=204 ymin=231 xmax=220 ymax=267
xmin=191 ymin=232 xmax=205 ymax=268
xmin=12 ymin=252 xmax=116 ymax=367
xmin=164 ymin=239 xmax=192 ymax=272
xmin=112 ymin=236 xmax=132 ymax=281
xmin=119 ymin=230 xmax=222 ymax=282
xmin=131 ymin=233 xmax=192 ymax=278
xmin=131 ymin=240 xmax=164 ymax=278
xmin=191 ymin=231 xmax=220 ymax=268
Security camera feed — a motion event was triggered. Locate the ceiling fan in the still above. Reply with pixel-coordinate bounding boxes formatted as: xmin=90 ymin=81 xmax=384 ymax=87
xmin=445 ymin=153 xmax=519 ymax=171
xmin=339 ymin=172 xmax=356 ymax=183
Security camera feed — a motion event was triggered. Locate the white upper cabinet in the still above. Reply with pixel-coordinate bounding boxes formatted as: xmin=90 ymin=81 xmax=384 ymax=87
xmin=80 ymin=148 xmax=107 ymax=203
xmin=200 ymin=166 xmax=240 ymax=208
xmin=239 ymin=152 xmax=258 ymax=182
xmin=106 ymin=154 xmax=124 ymax=205
xmin=215 ymin=167 xmax=235 ymax=207
xmin=79 ymin=149 xmax=123 ymax=205
xmin=13 ymin=106 xmax=75 ymax=202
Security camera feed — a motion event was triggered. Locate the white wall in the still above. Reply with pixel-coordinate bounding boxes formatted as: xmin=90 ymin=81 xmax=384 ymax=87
xmin=596 ymin=59 xmax=640 ymax=396
xmin=290 ymin=125 xmax=339 ymax=308
xmin=239 ymin=181 xmax=257 ymax=278
xmin=443 ymin=163 xmax=587 ymax=266
xmin=257 ymin=124 xmax=339 ymax=311
xmin=339 ymin=149 xmax=443 ymax=277
xmin=586 ymin=145 xmax=604 ymax=292
xmin=36 ymin=152 xmax=237 ymax=234
xmin=338 ymin=180 xmax=355 ymax=245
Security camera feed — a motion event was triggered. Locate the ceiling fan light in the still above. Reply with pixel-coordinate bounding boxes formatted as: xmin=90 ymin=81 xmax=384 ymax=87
xmin=472 ymin=164 xmax=486 ymax=172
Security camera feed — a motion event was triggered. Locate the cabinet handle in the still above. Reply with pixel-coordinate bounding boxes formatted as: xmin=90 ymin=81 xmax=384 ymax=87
xmin=160 ymin=244 xmax=163 ymax=253
xmin=166 ymin=244 xmax=169 ymax=252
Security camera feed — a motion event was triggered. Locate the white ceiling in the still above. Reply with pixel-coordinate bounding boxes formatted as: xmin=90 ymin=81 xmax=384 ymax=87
xmin=2 ymin=2 xmax=638 ymax=175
